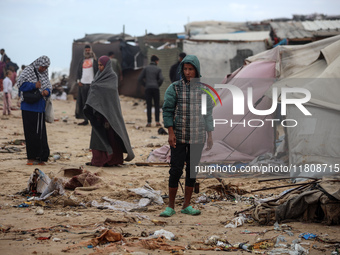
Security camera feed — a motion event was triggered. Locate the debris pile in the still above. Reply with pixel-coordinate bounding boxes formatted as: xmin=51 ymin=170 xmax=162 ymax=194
xmin=251 ymin=177 xmax=340 ymax=225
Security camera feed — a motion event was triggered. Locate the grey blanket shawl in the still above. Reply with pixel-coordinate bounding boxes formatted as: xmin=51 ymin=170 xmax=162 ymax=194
xmin=84 ymin=59 xmax=135 ymax=161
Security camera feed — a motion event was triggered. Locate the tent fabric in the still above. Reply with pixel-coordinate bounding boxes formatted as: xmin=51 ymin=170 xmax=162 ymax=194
xmin=68 ymin=39 xmax=145 ymax=98
xmin=200 ymin=35 xmax=340 ymax=176
xmin=252 ymin=178 xmax=340 ymax=225
xmin=275 ymin=178 xmax=340 ymax=225
xmin=246 ymin=35 xmax=340 ymax=79
xmin=120 ymin=40 xmax=145 ymax=71
xmin=69 ymin=33 xmax=179 ymax=99
xmin=200 ymin=61 xmax=276 ymax=162
xmin=267 ymin=36 xmax=340 ymax=178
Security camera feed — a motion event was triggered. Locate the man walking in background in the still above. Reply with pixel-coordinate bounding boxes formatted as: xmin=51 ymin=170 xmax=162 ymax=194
xmin=169 ymin=52 xmax=186 ymax=83
xmin=108 ymin=51 xmax=123 ymax=82
xmin=138 ymin=55 xmax=164 ymax=127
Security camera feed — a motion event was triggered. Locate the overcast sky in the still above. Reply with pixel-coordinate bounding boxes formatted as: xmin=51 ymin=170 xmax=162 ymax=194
xmin=1 ymin=0 xmax=339 ymax=75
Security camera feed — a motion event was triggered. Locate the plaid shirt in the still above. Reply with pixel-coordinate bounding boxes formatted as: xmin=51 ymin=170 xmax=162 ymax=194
xmin=163 ymin=80 xmax=214 ymax=144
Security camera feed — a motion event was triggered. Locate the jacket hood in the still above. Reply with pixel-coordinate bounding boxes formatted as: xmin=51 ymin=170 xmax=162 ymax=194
xmin=179 ymin=55 xmax=201 ymax=81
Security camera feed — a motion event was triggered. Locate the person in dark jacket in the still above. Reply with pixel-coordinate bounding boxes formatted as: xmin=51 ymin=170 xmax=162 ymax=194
xmin=0 ymin=49 xmax=9 ymax=63
xmin=75 ymin=45 xmax=98 ymax=125
xmin=138 ymin=55 xmax=164 ymax=127
xmin=169 ymin=52 xmax=186 ymax=83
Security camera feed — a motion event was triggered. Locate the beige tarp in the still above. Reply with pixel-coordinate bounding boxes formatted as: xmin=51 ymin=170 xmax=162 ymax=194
xmin=247 ymin=35 xmax=340 ymax=178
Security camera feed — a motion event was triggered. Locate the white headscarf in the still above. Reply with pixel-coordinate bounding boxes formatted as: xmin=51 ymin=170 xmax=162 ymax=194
xmin=17 ymin=55 xmax=51 ymax=91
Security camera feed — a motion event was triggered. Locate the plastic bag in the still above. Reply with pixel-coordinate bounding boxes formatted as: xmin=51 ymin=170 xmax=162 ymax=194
xmin=225 ymin=214 xmax=246 ymax=228
xmin=150 ymin=229 xmax=175 ymax=240
xmin=27 ymin=169 xmax=51 ymax=194
xmin=45 ymin=97 xmax=54 ymax=123
xmin=129 ymin=184 xmax=164 ymax=205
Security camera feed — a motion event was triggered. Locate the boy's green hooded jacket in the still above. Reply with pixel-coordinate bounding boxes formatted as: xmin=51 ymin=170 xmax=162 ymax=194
xmin=162 ymin=55 xmax=214 ymax=144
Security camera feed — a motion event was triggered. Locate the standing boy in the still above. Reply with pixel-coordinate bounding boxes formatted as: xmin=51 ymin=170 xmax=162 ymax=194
xmin=160 ymin=55 xmax=214 ymax=217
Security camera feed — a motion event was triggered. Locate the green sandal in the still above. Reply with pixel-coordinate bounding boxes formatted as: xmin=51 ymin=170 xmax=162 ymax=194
xmin=159 ymin=207 xmax=176 ymax=217
xmin=181 ymin=206 xmax=201 ymax=215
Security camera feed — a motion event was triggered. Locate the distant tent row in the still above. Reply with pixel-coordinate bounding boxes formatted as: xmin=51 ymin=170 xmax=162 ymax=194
xmin=68 ymin=33 xmax=181 ymax=103
xmin=68 ymin=33 xmax=145 ymax=99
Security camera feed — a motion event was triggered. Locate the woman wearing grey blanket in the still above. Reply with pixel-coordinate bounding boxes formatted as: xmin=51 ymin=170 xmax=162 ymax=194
xmin=84 ymin=55 xmax=134 ymax=166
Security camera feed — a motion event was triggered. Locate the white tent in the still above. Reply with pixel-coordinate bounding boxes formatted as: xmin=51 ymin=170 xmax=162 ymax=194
xmin=245 ymin=35 xmax=340 ymax=178
xmin=201 ymin=35 xmax=340 ymax=179
xmin=267 ymin=37 xmax=340 ymax=178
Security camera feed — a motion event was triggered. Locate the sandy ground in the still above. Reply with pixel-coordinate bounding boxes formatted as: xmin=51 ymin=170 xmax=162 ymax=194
xmin=0 ymin=95 xmax=339 ymax=255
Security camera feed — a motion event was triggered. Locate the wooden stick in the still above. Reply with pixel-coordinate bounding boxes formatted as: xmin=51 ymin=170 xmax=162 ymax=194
xmin=251 ymin=181 xmax=317 ymax=193
xmin=258 ymin=176 xmax=319 ymax=182
xmin=211 ymin=172 xmax=228 ymax=197
xmin=134 ymin=162 xmax=169 ymax=166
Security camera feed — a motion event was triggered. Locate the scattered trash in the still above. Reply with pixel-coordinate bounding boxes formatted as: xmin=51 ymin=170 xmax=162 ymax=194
xmin=138 ymin=198 xmax=151 ymax=207
xmin=63 ymin=198 xmax=81 ymax=207
xmin=157 ymin=127 xmax=168 ymax=135
xmin=36 ymin=236 xmax=51 ymax=240
xmin=91 ymin=199 xmax=137 ymax=212
xmin=56 ymin=211 xmax=82 ymax=217
xmin=63 ymin=228 xmax=124 ymax=251
xmin=149 ymin=229 xmax=175 ymax=241
xmin=146 ymin=143 xmax=162 ymax=147
xmin=300 ymin=233 xmax=317 ymax=240
xmin=10 ymin=139 xmax=25 ymax=145
xmin=239 ymin=242 xmax=251 ymax=252
xmin=275 ymin=235 xmax=287 ymax=247
xmin=204 ymin=235 xmax=224 ymax=245
xmin=53 ymin=154 xmax=60 ymax=160
xmin=40 ymin=177 xmax=65 ymax=199
xmin=241 ymin=229 xmax=263 ymax=235
xmin=35 ymin=208 xmax=44 ymax=215
xmin=27 ymin=168 xmax=51 ymax=195
xmin=294 ymin=243 xmax=309 ymax=254
xmin=225 ymin=214 xmax=246 ymax=228
xmin=284 ymin=230 xmax=294 ymax=236
xmin=274 ymin=221 xmax=281 ymax=231
xmin=151 ymin=219 xmax=167 ymax=226
xmin=61 ymin=167 xmax=84 ymax=178
xmin=129 ymin=183 xmax=164 ymax=205
xmin=104 ymin=217 xmax=136 ymax=224
xmin=0 ymin=146 xmax=22 ymax=153
xmin=61 ymin=116 xmax=68 ymax=122
xmin=252 ymin=177 xmax=340 ymax=226
xmin=207 ymin=183 xmax=248 ymax=199
xmin=16 ymin=202 xmax=30 ymax=208
xmin=195 ymin=195 xmax=210 ymax=203
xmin=64 ymin=170 xmax=103 ymax=190
xmin=292 ymin=238 xmax=301 ymax=244
xmin=146 ymin=145 xmax=170 ymax=163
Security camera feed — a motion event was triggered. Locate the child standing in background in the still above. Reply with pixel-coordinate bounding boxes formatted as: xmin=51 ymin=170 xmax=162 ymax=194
xmin=3 ymin=70 xmax=13 ymax=115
